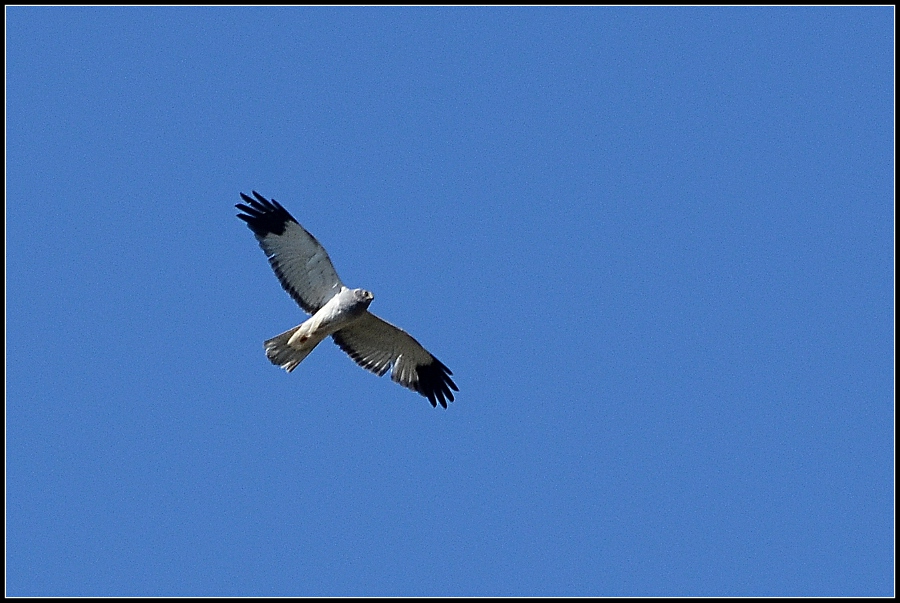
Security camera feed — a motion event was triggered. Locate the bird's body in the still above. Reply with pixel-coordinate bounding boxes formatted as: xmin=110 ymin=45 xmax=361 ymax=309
xmin=236 ymin=192 xmax=457 ymax=408
xmin=265 ymin=287 xmax=373 ymax=372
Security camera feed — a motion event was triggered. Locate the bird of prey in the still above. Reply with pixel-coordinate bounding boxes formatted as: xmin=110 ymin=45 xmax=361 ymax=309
xmin=236 ymin=191 xmax=458 ymax=408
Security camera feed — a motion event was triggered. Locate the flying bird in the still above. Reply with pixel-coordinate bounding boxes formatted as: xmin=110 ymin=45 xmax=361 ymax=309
xmin=236 ymin=191 xmax=458 ymax=408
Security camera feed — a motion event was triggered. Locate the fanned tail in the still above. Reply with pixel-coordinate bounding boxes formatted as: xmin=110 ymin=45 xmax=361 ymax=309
xmin=264 ymin=325 xmax=324 ymax=373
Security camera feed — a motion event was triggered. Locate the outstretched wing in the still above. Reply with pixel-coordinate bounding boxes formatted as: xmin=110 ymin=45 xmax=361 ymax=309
xmin=236 ymin=191 xmax=344 ymax=314
xmin=332 ymin=313 xmax=458 ymax=408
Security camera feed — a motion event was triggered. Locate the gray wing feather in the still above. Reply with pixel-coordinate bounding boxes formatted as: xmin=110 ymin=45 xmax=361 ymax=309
xmin=332 ymin=313 xmax=458 ymax=408
xmin=236 ymin=191 xmax=344 ymax=314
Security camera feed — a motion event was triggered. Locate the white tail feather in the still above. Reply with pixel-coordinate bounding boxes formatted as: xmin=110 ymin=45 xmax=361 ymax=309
xmin=264 ymin=325 xmax=326 ymax=373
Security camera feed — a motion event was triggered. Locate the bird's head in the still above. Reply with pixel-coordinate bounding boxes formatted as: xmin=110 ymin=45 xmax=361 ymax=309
xmin=353 ymin=288 xmax=374 ymax=305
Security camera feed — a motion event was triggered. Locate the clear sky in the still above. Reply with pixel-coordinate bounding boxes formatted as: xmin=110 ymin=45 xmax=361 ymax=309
xmin=6 ymin=6 xmax=894 ymax=597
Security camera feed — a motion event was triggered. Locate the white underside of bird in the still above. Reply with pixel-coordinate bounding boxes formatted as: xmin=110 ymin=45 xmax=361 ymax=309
xmin=264 ymin=286 xmax=373 ymax=372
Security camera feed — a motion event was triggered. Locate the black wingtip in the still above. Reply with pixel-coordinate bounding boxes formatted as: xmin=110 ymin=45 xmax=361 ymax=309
xmin=417 ymin=358 xmax=458 ymax=409
xmin=235 ymin=191 xmax=297 ymax=238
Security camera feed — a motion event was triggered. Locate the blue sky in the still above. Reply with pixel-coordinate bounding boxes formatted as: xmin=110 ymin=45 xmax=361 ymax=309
xmin=6 ymin=6 xmax=894 ymax=597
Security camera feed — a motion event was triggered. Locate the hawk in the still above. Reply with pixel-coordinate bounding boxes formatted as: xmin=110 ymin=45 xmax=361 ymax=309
xmin=236 ymin=191 xmax=458 ymax=408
